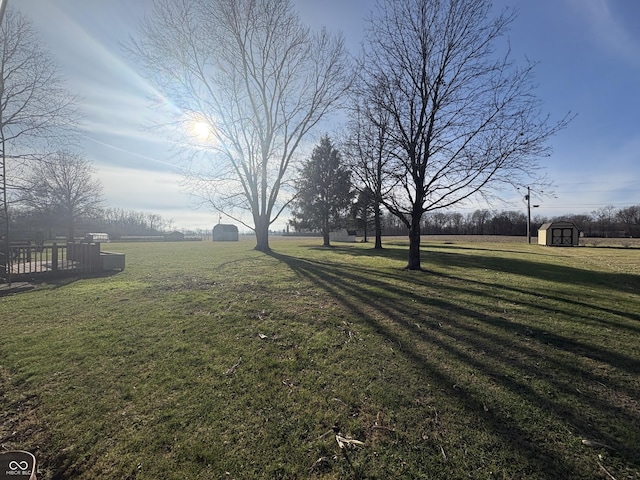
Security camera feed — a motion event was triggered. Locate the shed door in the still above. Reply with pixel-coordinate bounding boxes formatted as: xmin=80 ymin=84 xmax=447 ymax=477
xmin=551 ymin=228 xmax=573 ymax=245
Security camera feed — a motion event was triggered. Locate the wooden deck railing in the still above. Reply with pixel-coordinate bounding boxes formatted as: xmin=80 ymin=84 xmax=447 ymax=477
xmin=3 ymin=242 xmax=101 ymax=279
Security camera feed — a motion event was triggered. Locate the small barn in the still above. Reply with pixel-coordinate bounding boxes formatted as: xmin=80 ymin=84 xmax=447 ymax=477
xmin=213 ymin=224 xmax=239 ymax=241
xmin=164 ymin=231 xmax=185 ymax=242
xmin=538 ymin=221 xmax=580 ymax=246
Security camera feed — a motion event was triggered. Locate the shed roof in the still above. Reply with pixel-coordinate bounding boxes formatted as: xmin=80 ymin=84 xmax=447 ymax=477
xmin=213 ymin=224 xmax=238 ymax=232
xmin=538 ymin=221 xmax=580 ymax=231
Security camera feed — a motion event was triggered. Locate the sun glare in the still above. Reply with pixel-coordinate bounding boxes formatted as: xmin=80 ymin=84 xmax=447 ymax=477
xmin=190 ymin=120 xmax=213 ymax=141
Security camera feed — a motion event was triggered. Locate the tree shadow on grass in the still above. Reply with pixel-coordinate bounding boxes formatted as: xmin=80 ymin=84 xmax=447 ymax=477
xmin=428 ymin=246 xmax=640 ymax=292
xmin=268 ymin=248 xmax=640 ymax=478
xmin=326 ymin=243 xmax=640 ymax=293
xmin=0 ymin=270 xmax=124 ymax=295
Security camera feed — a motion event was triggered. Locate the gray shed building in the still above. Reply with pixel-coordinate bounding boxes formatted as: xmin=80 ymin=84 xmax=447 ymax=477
xmin=213 ymin=224 xmax=239 ymax=241
xmin=538 ymin=221 xmax=580 ymax=246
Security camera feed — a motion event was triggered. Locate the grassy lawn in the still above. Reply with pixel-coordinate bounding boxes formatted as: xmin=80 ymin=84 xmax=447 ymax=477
xmin=1 ymin=237 xmax=638 ymax=479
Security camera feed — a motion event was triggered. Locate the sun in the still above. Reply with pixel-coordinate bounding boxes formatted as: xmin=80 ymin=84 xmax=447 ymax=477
xmin=190 ymin=120 xmax=213 ymax=141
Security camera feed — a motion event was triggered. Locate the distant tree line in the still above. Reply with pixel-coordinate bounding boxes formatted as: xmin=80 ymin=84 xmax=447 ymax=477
xmin=9 ymin=206 xmax=172 ymax=242
xmin=365 ymin=206 xmax=640 ymax=238
xmin=294 ymin=173 xmax=640 ymax=240
xmin=290 ymin=135 xmax=640 ymax=241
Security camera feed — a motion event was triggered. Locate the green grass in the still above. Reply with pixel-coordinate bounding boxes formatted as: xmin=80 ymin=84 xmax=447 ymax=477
xmin=1 ymin=237 xmax=639 ymax=479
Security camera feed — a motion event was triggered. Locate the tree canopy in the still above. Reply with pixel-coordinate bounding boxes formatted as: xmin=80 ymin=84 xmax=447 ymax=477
xmin=130 ymin=0 xmax=351 ymax=252
xmin=290 ymin=135 xmax=353 ymax=247
xmin=355 ymin=0 xmax=571 ymax=269
xmin=1 ymin=7 xmax=79 ymax=278
xmin=19 ymin=150 xmax=104 ymax=240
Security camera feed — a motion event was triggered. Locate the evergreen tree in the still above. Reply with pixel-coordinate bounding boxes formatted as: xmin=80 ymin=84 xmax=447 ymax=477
xmin=290 ymin=136 xmax=353 ymax=247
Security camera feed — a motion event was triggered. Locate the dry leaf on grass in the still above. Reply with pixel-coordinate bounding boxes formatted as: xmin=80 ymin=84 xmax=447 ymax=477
xmin=335 ymin=434 xmax=365 ymax=449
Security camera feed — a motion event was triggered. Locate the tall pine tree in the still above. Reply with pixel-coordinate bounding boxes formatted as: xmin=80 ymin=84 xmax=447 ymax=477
xmin=290 ymin=136 xmax=353 ymax=247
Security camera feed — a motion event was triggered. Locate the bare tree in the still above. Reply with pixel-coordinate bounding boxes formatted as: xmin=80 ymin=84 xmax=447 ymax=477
xmin=358 ymin=0 xmax=572 ymax=269
xmin=1 ymin=8 xmax=79 ymax=277
xmin=471 ymin=209 xmax=491 ymax=235
xmin=129 ymin=0 xmax=351 ymax=252
xmin=97 ymin=208 xmax=168 ymax=237
xmin=592 ymin=205 xmax=617 ymax=238
xmin=343 ymin=99 xmax=398 ymax=249
xmin=146 ymin=213 xmax=164 ymax=233
xmin=351 ymin=187 xmax=375 ymax=243
xmin=615 ymin=205 xmax=639 ymax=238
xmin=20 ymin=150 xmax=104 ymax=240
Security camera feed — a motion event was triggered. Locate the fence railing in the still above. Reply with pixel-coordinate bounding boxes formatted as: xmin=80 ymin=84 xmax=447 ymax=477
xmin=3 ymin=242 xmax=101 ymax=279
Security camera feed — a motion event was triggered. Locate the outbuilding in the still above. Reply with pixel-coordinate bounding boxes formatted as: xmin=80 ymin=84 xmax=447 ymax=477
xmin=164 ymin=231 xmax=185 ymax=242
xmin=538 ymin=221 xmax=581 ymax=246
xmin=213 ymin=224 xmax=239 ymax=241
xmin=84 ymin=232 xmax=109 ymax=243
xmin=329 ymin=228 xmax=356 ymax=243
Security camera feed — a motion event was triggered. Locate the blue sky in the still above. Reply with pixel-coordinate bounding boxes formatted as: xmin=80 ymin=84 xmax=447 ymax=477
xmin=11 ymin=0 xmax=640 ymax=230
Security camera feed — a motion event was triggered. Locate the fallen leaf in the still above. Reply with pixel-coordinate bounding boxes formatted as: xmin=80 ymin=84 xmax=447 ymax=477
xmin=336 ymin=434 xmax=365 ymax=449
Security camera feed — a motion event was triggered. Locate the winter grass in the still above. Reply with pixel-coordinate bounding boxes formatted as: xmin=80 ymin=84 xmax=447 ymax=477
xmin=0 ymin=237 xmax=638 ymax=479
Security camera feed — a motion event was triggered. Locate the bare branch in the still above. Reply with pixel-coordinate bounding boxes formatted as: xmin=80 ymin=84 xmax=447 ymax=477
xmin=356 ymin=0 xmax=572 ymax=269
xmin=128 ymin=0 xmax=351 ymax=251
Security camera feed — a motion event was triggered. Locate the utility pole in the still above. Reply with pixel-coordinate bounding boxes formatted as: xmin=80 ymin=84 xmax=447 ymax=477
xmin=0 ymin=140 xmax=8 ymax=285
xmin=526 ymin=186 xmax=531 ymax=244
xmin=0 ymin=0 xmax=8 ymax=284
xmin=523 ymin=186 xmax=540 ymax=244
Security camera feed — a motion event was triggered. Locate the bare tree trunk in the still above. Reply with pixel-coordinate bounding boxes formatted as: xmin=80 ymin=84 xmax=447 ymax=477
xmin=254 ymin=216 xmax=270 ymax=253
xmin=374 ymin=202 xmax=382 ymax=249
xmin=407 ymin=214 xmax=422 ymax=270
xmin=322 ymin=214 xmax=331 ymax=247
xmin=362 ymin=219 xmax=368 ymax=243
xmin=323 ymin=232 xmax=330 ymax=247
